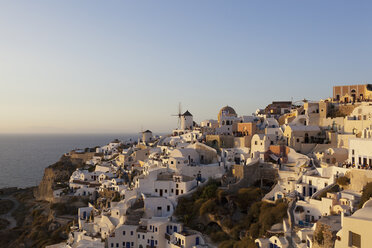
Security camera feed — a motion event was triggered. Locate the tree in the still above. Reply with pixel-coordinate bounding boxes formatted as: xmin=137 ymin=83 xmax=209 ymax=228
xmin=336 ymin=176 xmax=350 ymax=186
xmin=359 ymin=182 xmax=372 ymax=208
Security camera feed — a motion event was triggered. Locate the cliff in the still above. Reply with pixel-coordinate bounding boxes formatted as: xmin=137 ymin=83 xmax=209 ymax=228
xmin=35 ymin=155 xmax=84 ymax=202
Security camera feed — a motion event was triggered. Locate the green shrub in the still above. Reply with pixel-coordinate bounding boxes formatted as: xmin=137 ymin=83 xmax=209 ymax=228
xmin=218 ymin=240 xmax=235 ymax=248
xmin=359 ymin=182 xmax=372 ymax=208
xmin=337 ymin=176 xmax=350 ymax=186
xmin=200 ymin=199 xmax=217 ymax=215
xmin=234 ymin=187 xmax=262 ymax=211
xmin=210 ymin=231 xmax=230 ymax=243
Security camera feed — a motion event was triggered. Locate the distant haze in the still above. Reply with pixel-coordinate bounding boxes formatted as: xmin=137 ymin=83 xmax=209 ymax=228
xmin=1 ymin=1 xmax=372 ymax=134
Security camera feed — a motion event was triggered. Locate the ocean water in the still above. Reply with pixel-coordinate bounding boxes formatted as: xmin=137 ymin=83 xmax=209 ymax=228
xmin=0 ymin=134 xmax=139 ymax=188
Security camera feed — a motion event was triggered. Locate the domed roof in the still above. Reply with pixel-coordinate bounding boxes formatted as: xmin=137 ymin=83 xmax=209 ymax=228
xmin=218 ymin=106 xmax=237 ymax=122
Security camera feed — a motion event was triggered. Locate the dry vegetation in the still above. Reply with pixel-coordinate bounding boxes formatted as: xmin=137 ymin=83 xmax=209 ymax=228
xmin=175 ymin=179 xmax=288 ymax=248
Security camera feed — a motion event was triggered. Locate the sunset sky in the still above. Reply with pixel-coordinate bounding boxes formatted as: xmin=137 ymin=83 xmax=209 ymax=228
xmin=1 ymin=1 xmax=372 ymax=133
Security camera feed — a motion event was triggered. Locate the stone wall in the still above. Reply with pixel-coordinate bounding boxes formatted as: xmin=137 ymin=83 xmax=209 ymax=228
xmin=346 ymin=169 xmax=372 ymax=192
xmin=228 ymin=162 xmax=278 ymax=193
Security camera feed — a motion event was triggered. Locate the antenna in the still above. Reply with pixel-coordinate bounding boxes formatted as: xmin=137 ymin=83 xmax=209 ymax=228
xmin=171 ymin=102 xmax=182 ymax=129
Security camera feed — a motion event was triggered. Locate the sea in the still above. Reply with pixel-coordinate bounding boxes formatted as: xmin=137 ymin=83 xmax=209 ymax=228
xmin=0 ymin=134 xmax=140 ymax=189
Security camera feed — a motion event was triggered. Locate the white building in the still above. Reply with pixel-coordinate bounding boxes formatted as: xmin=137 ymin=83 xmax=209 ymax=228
xmin=335 ymin=199 xmax=372 ymax=248
xmin=250 ymin=134 xmax=274 ymax=161
xmin=348 ymin=137 xmax=372 ymax=167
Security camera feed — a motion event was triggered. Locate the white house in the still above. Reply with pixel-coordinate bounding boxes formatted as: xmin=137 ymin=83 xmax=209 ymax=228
xmin=143 ymin=195 xmax=174 ymax=218
xmin=348 ymin=137 xmax=372 ymax=167
xmin=250 ymin=134 xmax=273 ymax=161
xmin=335 ymin=199 xmax=372 ymax=248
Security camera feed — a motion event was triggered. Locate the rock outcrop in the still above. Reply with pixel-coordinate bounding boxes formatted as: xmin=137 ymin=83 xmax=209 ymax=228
xmin=35 ymin=155 xmax=84 ymax=202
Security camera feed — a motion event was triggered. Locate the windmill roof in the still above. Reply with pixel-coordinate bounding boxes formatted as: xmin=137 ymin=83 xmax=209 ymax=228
xmin=182 ymin=110 xmax=193 ymax=116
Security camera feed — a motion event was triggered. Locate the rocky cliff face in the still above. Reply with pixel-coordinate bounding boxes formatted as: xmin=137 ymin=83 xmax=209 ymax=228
xmin=35 ymin=156 xmax=83 ymax=202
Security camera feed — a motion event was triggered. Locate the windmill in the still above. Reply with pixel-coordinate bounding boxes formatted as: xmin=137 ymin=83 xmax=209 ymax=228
xmin=138 ymin=126 xmax=143 ymax=144
xmin=171 ymin=102 xmax=182 ymax=129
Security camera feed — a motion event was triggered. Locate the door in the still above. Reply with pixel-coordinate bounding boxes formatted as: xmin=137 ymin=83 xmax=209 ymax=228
xmin=157 ymin=207 xmax=162 ymax=216
xmin=196 ymin=237 xmax=200 ymax=245
xmin=126 ymin=242 xmax=130 ymax=248
xmin=150 ymin=240 xmax=154 ymax=248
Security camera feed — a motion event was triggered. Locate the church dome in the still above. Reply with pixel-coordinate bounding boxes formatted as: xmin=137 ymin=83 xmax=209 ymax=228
xmin=218 ymin=106 xmax=237 ymax=123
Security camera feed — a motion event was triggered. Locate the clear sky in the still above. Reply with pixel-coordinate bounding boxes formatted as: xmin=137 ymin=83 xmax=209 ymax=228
xmin=1 ymin=1 xmax=372 ymax=134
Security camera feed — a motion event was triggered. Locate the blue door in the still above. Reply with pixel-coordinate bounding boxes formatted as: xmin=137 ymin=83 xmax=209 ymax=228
xmin=196 ymin=237 xmax=200 ymax=245
xmin=150 ymin=240 xmax=155 ymax=247
xmin=174 ymin=226 xmax=177 ymax=232
xmin=126 ymin=242 xmax=130 ymax=248
xmin=83 ymin=211 xmax=86 ymax=219
xmin=166 ymin=226 xmax=169 ymax=234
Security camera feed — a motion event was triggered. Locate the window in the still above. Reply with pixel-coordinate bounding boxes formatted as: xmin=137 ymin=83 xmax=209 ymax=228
xmin=131 ymin=231 xmax=133 ymax=235
xmin=171 ymin=161 xmax=174 ymax=164
xmin=309 ymin=180 xmax=312 ymax=185
xmin=123 ymin=231 xmax=126 ymax=235
xmin=155 ymin=189 xmax=158 ymax=192
xmin=176 ymin=184 xmax=179 ymax=188
xmin=349 ymin=231 xmax=361 ymax=248
xmin=167 ymin=205 xmax=170 ymax=211
xmin=165 ymin=189 xmax=167 ymax=193
xmin=352 ymin=149 xmax=355 ymax=155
